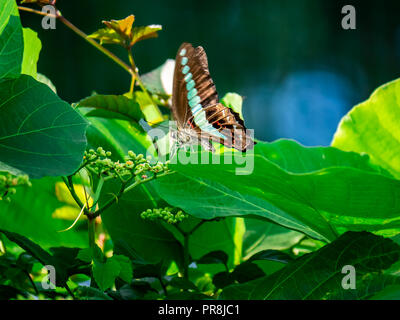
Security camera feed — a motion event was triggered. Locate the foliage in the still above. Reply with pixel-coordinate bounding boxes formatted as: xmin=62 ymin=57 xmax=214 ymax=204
xmin=0 ymin=0 xmax=399 ymax=300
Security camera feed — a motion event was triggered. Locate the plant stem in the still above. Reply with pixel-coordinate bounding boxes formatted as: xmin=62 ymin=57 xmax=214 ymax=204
xmin=158 ymin=276 xmax=168 ymax=296
xmin=24 ymin=271 xmax=39 ymax=296
xmin=92 ymin=171 xmax=174 ymax=218
xmin=19 ymin=5 xmax=164 ymax=119
xmin=88 ymin=217 xmax=96 ymax=250
xmin=183 ymin=233 xmax=189 ymax=280
xmin=64 ymin=283 xmax=76 ymax=300
xmin=18 ymin=6 xmax=133 ymax=76
xmin=62 ymin=176 xmax=88 ymax=215
xmin=57 ymin=15 xmax=133 ymax=76
xmin=18 ymin=6 xmax=57 ymax=18
xmin=127 ymin=50 xmax=136 ymax=94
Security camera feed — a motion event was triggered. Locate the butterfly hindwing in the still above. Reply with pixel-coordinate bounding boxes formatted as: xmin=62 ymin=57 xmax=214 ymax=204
xmin=172 ymin=42 xmax=254 ymax=151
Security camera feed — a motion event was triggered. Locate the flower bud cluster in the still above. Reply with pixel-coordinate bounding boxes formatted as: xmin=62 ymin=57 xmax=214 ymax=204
xmin=141 ymin=207 xmax=188 ymax=224
xmin=83 ymin=147 xmax=169 ymax=181
xmin=0 ymin=174 xmax=31 ymax=202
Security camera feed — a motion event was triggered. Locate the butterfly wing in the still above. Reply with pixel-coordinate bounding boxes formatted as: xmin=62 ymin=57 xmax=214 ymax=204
xmin=172 ymin=43 xmax=254 ymax=151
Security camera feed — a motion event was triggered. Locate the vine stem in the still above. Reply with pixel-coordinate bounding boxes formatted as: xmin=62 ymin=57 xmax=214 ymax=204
xmin=174 ymin=220 xmax=212 ymax=281
xmin=18 ymin=6 xmax=133 ymax=76
xmin=183 ymin=234 xmax=189 ymax=281
xmin=19 ymin=5 xmax=163 ymax=119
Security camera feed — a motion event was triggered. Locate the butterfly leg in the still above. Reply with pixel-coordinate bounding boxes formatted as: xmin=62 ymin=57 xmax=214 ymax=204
xmin=200 ymin=139 xmax=215 ymax=153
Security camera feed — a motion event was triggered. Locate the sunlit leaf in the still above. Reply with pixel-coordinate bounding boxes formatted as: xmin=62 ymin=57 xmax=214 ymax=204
xmin=221 ymin=93 xmax=243 ymax=120
xmin=102 ymin=15 xmax=135 ymax=42
xmin=332 ymin=78 xmax=400 ymax=179
xmin=155 ymin=139 xmax=399 ymax=241
xmin=21 ymin=28 xmax=41 ymax=78
xmin=130 ymin=25 xmax=162 ymax=46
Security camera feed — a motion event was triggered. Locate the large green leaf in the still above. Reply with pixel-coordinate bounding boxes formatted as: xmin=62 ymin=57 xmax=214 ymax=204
xmin=0 ymin=177 xmax=87 ymax=248
xmin=332 ymin=78 xmax=400 ymax=180
xmin=221 ymin=232 xmax=400 ymax=300
xmin=242 ymin=219 xmax=303 ymax=260
xmin=0 ymin=0 xmax=23 ymax=79
xmin=155 ymin=140 xmax=400 ymax=241
xmin=0 ymin=75 xmax=88 ymax=178
xmin=76 ymin=94 xmax=144 ymax=123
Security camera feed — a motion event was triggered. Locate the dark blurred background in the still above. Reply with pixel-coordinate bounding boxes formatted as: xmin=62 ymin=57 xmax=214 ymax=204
xmin=19 ymin=0 xmax=400 ymax=146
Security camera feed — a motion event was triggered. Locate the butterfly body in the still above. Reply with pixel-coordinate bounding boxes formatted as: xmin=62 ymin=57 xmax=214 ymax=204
xmin=171 ymin=43 xmax=254 ymax=152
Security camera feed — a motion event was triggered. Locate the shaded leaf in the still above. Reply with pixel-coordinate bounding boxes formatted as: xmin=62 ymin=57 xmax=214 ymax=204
xmin=242 ymin=218 xmax=303 ymax=259
xmin=168 ymin=277 xmax=197 ymax=291
xmin=231 ymin=262 xmax=265 ymax=283
xmin=74 ymin=286 xmax=113 ymax=300
xmin=247 ymin=249 xmax=293 ymax=264
xmin=0 ymin=0 xmax=23 ymax=79
xmin=77 ymin=94 xmax=144 ymax=123
xmin=112 ymin=255 xmax=133 ymax=284
xmin=212 ymin=271 xmax=235 ymax=289
xmin=197 ymin=251 xmax=228 ymax=267
xmin=141 ymin=59 xmax=174 ymax=96
xmin=0 ymin=75 xmax=88 ymax=178
xmin=221 ymin=232 xmax=400 ymax=300
xmin=93 ymin=258 xmax=121 ymax=291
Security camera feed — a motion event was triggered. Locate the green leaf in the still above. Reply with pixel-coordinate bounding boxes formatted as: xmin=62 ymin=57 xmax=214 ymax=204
xmin=0 ymin=229 xmax=85 ymax=286
xmin=16 ymin=253 xmax=36 ymax=273
xmin=247 ymin=250 xmax=293 ymax=264
xmin=369 ymin=284 xmax=400 ymax=300
xmin=213 ymin=271 xmax=235 ymax=289
xmin=221 ymin=232 xmax=400 ymax=300
xmin=221 ymin=93 xmax=243 ymax=120
xmin=156 ymin=139 xmax=400 ymax=241
xmin=130 ymin=25 xmax=162 ymax=46
xmin=77 ymin=94 xmax=144 ymax=124
xmin=141 ymin=59 xmax=174 ymax=96
xmin=21 ymin=28 xmax=41 ymax=78
xmin=93 ymin=258 xmax=121 ymax=291
xmin=132 ymin=91 xmax=164 ymax=125
xmin=167 ymin=217 xmax=245 ymax=268
xmin=168 ymin=277 xmax=198 ymax=291
xmin=0 ymin=177 xmax=88 ymax=249
xmin=231 ymin=262 xmax=265 ymax=283
xmin=0 ymin=229 xmax=53 ymax=266
xmin=77 ymin=246 xmax=103 ymax=264
xmin=89 ymin=16 xmax=162 ymax=48
xmin=242 ymin=218 xmax=303 ymax=259
xmin=0 ymin=0 xmax=23 ymax=79
xmin=197 ymin=251 xmax=229 ymax=266
xmin=332 ymin=78 xmax=400 ymax=179
xmin=111 ymin=255 xmax=133 ymax=284
xmin=0 ymin=75 xmax=88 ymax=178
xmin=74 ymin=286 xmax=113 ymax=300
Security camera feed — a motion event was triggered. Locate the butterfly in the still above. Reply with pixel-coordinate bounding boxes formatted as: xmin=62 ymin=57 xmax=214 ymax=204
xmin=169 ymin=43 xmax=255 ymax=153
